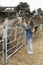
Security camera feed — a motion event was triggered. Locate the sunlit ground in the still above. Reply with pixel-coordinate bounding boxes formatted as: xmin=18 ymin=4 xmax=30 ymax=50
xmin=0 ymin=31 xmax=43 ymax=65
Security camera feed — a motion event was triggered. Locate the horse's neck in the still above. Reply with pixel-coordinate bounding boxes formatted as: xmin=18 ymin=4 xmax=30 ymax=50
xmin=3 ymin=17 xmax=22 ymax=27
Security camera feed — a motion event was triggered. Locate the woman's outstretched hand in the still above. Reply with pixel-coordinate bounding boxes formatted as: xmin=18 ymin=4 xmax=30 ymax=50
xmin=31 ymin=27 xmax=35 ymax=33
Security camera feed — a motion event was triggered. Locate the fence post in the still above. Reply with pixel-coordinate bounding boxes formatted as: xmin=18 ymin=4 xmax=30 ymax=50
xmin=2 ymin=18 xmax=8 ymax=64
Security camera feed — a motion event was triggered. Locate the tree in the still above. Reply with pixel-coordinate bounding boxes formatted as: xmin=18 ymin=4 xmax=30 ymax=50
xmin=32 ymin=10 xmax=36 ymax=15
xmin=37 ymin=8 xmax=43 ymax=17
xmin=15 ymin=2 xmax=32 ymax=17
xmin=17 ymin=2 xmax=30 ymax=9
xmin=37 ymin=8 xmax=42 ymax=13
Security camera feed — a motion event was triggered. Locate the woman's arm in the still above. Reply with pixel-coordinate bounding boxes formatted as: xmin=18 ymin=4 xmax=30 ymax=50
xmin=22 ymin=22 xmax=30 ymax=30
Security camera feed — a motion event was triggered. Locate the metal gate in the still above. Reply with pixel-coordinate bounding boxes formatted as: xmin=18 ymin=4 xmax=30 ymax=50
xmin=0 ymin=18 xmax=26 ymax=64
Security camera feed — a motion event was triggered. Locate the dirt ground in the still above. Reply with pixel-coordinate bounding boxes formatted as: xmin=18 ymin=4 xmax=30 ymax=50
xmin=0 ymin=31 xmax=43 ymax=65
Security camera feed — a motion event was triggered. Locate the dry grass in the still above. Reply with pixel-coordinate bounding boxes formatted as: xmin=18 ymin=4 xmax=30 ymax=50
xmin=0 ymin=31 xmax=43 ymax=65
xmin=0 ymin=18 xmax=43 ymax=65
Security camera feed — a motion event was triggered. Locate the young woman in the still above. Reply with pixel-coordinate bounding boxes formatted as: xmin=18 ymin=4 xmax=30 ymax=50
xmin=22 ymin=18 xmax=35 ymax=54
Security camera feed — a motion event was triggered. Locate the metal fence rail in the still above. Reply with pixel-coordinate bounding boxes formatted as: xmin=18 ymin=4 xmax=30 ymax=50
xmin=0 ymin=40 xmax=3 ymax=54
xmin=0 ymin=25 xmax=4 ymax=54
xmin=0 ymin=18 xmax=26 ymax=64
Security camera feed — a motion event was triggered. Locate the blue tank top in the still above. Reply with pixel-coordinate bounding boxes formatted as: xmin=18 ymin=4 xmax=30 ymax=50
xmin=26 ymin=28 xmax=33 ymax=39
xmin=22 ymin=24 xmax=33 ymax=39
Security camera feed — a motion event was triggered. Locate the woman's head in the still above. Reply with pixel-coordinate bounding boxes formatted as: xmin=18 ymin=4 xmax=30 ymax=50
xmin=22 ymin=17 xmax=34 ymax=27
xmin=29 ymin=20 xmax=34 ymax=27
xmin=22 ymin=17 xmax=30 ymax=26
xmin=22 ymin=17 xmax=25 ymax=23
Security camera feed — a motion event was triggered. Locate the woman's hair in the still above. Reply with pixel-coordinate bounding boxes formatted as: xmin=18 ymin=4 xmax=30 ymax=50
xmin=30 ymin=20 xmax=34 ymax=28
xmin=22 ymin=17 xmax=24 ymax=24
xmin=22 ymin=17 xmax=29 ymax=25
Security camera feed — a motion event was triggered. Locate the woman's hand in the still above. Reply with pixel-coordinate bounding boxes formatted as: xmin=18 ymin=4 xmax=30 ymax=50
xmin=32 ymin=27 xmax=35 ymax=33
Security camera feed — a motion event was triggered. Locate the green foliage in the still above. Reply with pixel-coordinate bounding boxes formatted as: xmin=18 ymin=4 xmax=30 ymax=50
xmin=32 ymin=10 xmax=36 ymax=15
xmin=16 ymin=2 xmax=32 ymax=18
xmin=37 ymin=8 xmax=43 ymax=17
xmin=18 ymin=2 xmax=30 ymax=9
